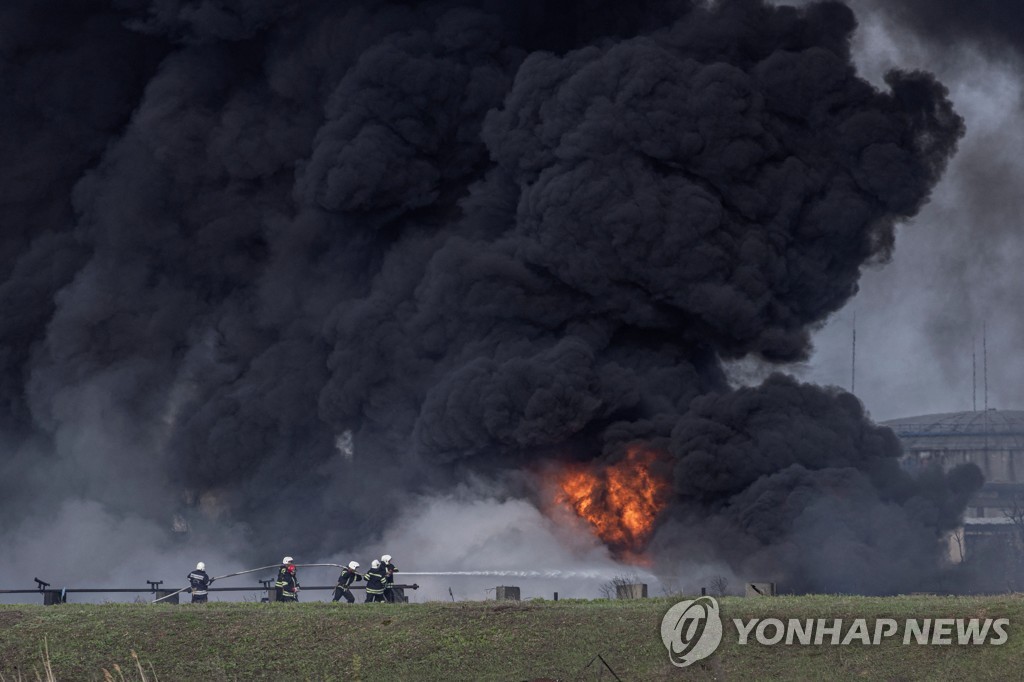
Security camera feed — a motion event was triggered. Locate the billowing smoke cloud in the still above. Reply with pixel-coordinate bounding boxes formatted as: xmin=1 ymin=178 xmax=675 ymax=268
xmin=658 ymin=373 xmax=982 ymax=592
xmin=1 ymin=0 xmax=973 ymax=595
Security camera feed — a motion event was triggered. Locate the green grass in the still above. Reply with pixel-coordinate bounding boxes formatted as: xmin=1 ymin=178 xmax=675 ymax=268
xmin=1 ymin=595 xmax=1023 ymax=681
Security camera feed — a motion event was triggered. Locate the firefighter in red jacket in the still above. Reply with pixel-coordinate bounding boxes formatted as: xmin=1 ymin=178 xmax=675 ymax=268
xmin=275 ymin=556 xmax=300 ymax=602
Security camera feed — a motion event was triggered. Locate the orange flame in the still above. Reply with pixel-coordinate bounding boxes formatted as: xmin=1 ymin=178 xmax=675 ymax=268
xmin=556 ymin=446 xmax=670 ymax=556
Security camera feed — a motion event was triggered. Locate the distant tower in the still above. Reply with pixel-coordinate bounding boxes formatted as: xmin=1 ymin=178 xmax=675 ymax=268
xmin=851 ymin=313 xmax=856 ymax=394
xmin=972 ymin=337 xmax=977 ymax=412
xmin=984 ymin=322 xmax=989 ymax=411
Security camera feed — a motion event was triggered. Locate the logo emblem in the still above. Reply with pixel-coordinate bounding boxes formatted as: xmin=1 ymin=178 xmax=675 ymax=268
xmin=660 ymin=596 xmax=723 ymax=667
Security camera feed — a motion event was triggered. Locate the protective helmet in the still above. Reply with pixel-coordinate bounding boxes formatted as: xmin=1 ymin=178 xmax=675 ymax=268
xmin=196 ymin=562 xmax=205 ymax=571
xmin=283 ymin=556 xmax=294 ymax=564
xmin=348 ymin=561 xmax=360 ymax=570
xmin=371 ymin=559 xmax=381 ymax=569
xmin=381 ymin=554 xmax=392 ymax=563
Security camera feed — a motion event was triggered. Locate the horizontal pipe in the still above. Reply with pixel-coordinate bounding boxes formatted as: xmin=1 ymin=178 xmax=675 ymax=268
xmin=0 ymin=584 xmax=419 ymax=594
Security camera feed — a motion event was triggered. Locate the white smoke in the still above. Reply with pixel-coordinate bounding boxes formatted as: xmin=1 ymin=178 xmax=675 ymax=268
xmin=323 ymin=489 xmax=665 ymax=601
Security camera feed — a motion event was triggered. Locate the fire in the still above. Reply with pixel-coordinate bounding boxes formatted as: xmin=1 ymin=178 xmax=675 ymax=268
xmin=556 ymin=446 xmax=670 ymax=556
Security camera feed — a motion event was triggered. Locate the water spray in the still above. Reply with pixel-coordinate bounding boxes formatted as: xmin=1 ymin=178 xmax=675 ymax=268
xmin=401 ymin=569 xmax=655 ymax=580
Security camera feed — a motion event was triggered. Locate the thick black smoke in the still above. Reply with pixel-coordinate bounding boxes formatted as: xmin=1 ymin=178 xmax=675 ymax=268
xmin=1 ymin=0 xmax=971 ymax=592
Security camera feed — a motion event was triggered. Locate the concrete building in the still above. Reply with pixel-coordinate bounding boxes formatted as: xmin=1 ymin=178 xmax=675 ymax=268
xmin=883 ymin=409 xmax=1024 ymax=565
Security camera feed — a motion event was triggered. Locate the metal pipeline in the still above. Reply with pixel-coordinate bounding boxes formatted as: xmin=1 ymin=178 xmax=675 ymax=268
xmin=1 ymin=584 xmax=419 ymax=601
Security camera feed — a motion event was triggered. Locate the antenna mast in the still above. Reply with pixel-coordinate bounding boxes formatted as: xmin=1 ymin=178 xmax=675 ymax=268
xmin=983 ymin=322 xmax=989 ymax=411
xmin=851 ymin=313 xmax=856 ymax=393
xmin=972 ymin=336 xmax=977 ymax=412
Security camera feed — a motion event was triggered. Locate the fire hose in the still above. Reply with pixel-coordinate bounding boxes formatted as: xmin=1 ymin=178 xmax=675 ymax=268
xmin=152 ymin=563 xmax=348 ymax=603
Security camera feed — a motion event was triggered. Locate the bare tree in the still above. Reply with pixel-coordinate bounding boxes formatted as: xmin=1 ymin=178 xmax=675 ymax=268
xmin=1000 ymin=494 xmax=1024 ymax=591
xmin=1003 ymin=494 xmax=1024 ymax=545
xmin=710 ymin=575 xmax=729 ymax=597
xmin=950 ymin=527 xmax=965 ymax=564
xmin=659 ymin=578 xmax=684 ymax=598
xmin=599 ymin=573 xmax=640 ymax=600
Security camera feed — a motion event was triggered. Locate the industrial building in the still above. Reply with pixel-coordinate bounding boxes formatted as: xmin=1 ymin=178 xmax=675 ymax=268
xmin=883 ymin=409 xmax=1024 ymax=576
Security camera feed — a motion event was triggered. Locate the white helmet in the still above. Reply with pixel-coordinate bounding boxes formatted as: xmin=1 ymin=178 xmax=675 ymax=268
xmin=283 ymin=556 xmax=294 ymax=564
xmin=196 ymin=562 xmax=205 ymax=571
xmin=381 ymin=554 xmax=392 ymax=563
xmin=371 ymin=559 xmax=380 ymax=569
xmin=348 ymin=561 xmax=360 ymax=570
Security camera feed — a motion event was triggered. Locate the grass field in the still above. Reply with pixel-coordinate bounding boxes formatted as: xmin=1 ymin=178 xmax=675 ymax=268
xmin=1 ymin=594 xmax=1022 ymax=681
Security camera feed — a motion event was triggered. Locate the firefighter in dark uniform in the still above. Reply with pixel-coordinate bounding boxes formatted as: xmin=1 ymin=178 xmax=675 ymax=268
xmin=188 ymin=562 xmax=214 ymax=603
xmin=381 ymin=554 xmax=398 ymax=603
xmin=275 ymin=556 xmax=300 ymax=602
xmin=332 ymin=561 xmax=362 ymax=603
xmin=364 ymin=559 xmax=388 ymax=602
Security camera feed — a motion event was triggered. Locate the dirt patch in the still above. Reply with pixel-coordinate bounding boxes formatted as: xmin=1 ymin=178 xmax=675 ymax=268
xmin=0 ymin=611 xmax=25 ymax=627
xmin=489 ymin=603 xmax=537 ymax=614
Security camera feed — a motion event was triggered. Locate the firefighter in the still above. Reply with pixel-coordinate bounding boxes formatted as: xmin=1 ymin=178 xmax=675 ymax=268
xmin=187 ymin=562 xmax=214 ymax=603
xmin=381 ymin=553 xmax=398 ymax=603
xmin=275 ymin=556 xmax=300 ymax=602
xmin=332 ymin=561 xmax=362 ymax=603
xmin=364 ymin=559 xmax=388 ymax=603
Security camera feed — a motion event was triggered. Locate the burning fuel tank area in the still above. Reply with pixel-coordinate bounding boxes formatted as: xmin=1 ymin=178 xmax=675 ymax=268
xmin=0 ymin=0 xmax=979 ymax=600
xmin=506 ymin=376 xmax=982 ymax=597
xmin=552 ymin=446 xmax=670 ymax=558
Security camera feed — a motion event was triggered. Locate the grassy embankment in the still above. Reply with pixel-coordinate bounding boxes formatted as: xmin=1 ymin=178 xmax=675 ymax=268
xmin=1 ymin=595 xmax=1023 ymax=681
